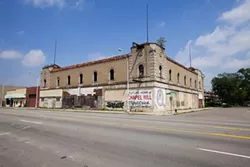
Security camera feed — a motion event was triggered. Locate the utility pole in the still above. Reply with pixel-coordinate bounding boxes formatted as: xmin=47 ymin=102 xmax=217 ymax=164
xmin=1 ymin=84 xmax=4 ymax=107
xmin=53 ymin=40 xmax=57 ymax=65
xmin=146 ymin=4 xmax=149 ymax=43
xmin=189 ymin=41 xmax=192 ymax=67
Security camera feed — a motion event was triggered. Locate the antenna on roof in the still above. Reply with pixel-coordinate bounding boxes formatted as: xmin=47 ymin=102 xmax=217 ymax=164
xmin=146 ymin=4 xmax=149 ymax=43
xmin=188 ymin=41 xmax=192 ymax=67
xmin=53 ymin=40 xmax=57 ymax=65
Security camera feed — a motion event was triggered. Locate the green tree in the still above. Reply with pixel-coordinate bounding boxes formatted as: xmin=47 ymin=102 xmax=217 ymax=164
xmin=211 ymin=68 xmax=250 ymax=106
xmin=156 ymin=37 xmax=167 ymax=48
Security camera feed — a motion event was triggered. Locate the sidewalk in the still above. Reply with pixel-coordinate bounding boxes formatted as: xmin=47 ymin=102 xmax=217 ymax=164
xmin=1 ymin=107 xmax=214 ymax=116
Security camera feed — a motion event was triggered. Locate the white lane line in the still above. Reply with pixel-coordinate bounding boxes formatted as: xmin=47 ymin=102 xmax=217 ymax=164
xmin=197 ymin=148 xmax=250 ymax=159
xmin=20 ymin=120 xmax=42 ymax=125
xmin=0 ymin=132 xmax=10 ymax=136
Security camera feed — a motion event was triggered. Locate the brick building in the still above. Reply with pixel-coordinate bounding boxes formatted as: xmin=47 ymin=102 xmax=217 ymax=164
xmin=39 ymin=42 xmax=204 ymax=114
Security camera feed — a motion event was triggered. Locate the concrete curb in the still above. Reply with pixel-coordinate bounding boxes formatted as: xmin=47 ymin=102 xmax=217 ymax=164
xmin=1 ymin=107 xmax=214 ymax=116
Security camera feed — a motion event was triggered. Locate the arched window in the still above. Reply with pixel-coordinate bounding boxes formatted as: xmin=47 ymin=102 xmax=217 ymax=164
xmin=139 ymin=64 xmax=144 ymax=77
xmin=67 ymin=75 xmax=71 ymax=85
xmin=199 ymin=81 xmax=201 ymax=89
xmin=184 ymin=76 xmax=186 ymax=85
xmin=110 ymin=69 xmax=114 ymax=81
xmin=94 ymin=71 xmax=98 ymax=82
xmin=190 ymin=78 xmax=192 ymax=87
xmin=57 ymin=77 xmax=60 ymax=87
xmin=177 ymin=73 xmax=180 ymax=83
xmin=159 ymin=65 xmax=162 ymax=78
xmin=44 ymin=79 xmax=46 ymax=88
xmin=79 ymin=74 xmax=83 ymax=84
xmin=169 ymin=70 xmax=172 ymax=81
xmin=195 ymin=80 xmax=197 ymax=88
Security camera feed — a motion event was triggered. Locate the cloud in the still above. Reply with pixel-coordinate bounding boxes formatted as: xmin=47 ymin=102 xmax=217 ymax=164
xmin=0 ymin=50 xmax=22 ymax=59
xmin=87 ymin=52 xmax=106 ymax=61
xmin=159 ymin=21 xmax=166 ymax=28
xmin=17 ymin=31 xmax=25 ymax=36
xmin=25 ymin=0 xmax=65 ymax=8
xmin=22 ymin=50 xmax=46 ymax=67
xmin=219 ymin=0 xmax=250 ymax=25
xmin=75 ymin=0 xmax=84 ymax=9
xmin=175 ymin=0 xmax=250 ymax=89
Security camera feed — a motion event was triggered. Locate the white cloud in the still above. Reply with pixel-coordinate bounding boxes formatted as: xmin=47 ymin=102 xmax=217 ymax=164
xmin=0 ymin=50 xmax=22 ymax=59
xmin=87 ymin=52 xmax=106 ymax=61
xmin=22 ymin=50 xmax=46 ymax=67
xmin=219 ymin=0 xmax=250 ymax=25
xmin=175 ymin=0 xmax=250 ymax=89
xmin=75 ymin=0 xmax=84 ymax=9
xmin=159 ymin=21 xmax=166 ymax=28
xmin=17 ymin=31 xmax=25 ymax=36
xmin=25 ymin=0 xmax=65 ymax=8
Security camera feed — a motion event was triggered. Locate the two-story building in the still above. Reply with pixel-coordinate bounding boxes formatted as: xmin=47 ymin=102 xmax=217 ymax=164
xmin=39 ymin=42 xmax=204 ymax=114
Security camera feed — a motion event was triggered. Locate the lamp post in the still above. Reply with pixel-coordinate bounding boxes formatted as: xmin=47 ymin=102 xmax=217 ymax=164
xmin=118 ymin=48 xmax=130 ymax=113
xmin=28 ymin=72 xmax=40 ymax=109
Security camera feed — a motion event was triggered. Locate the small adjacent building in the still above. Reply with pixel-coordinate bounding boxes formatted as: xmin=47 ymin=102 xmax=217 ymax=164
xmin=5 ymin=88 xmax=27 ymax=107
xmin=0 ymin=85 xmax=25 ymax=107
xmin=26 ymin=87 xmax=40 ymax=107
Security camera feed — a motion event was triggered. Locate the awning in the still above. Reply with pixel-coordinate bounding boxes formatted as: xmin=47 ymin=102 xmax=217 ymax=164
xmin=5 ymin=94 xmax=26 ymax=99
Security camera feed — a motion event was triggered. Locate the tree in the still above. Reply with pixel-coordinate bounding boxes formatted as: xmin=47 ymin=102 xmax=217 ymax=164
xmin=211 ymin=68 xmax=250 ymax=106
xmin=156 ymin=37 xmax=167 ymax=48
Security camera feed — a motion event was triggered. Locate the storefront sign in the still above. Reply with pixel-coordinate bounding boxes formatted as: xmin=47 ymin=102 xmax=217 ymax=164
xmin=129 ymin=90 xmax=152 ymax=107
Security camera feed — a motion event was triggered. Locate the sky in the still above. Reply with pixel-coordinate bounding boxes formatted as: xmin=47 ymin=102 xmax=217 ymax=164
xmin=1 ymin=0 xmax=250 ymax=90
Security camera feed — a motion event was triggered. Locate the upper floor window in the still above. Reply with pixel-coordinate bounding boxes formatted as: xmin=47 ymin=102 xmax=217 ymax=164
xmin=195 ymin=80 xmax=197 ymax=88
xmin=79 ymin=73 xmax=83 ymax=84
xmin=57 ymin=77 xmax=60 ymax=87
xmin=169 ymin=70 xmax=172 ymax=81
xmin=159 ymin=65 xmax=162 ymax=78
xmin=177 ymin=73 xmax=180 ymax=83
xmin=44 ymin=79 xmax=46 ymax=88
xmin=139 ymin=64 xmax=144 ymax=77
xmin=190 ymin=78 xmax=192 ymax=87
xmin=199 ymin=81 xmax=201 ymax=89
xmin=184 ymin=76 xmax=187 ymax=85
xmin=67 ymin=75 xmax=71 ymax=85
xmin=94 ymin=71 xmax=98 ymax=82
xmin=110 ymin=69 xmax=114 ymax=81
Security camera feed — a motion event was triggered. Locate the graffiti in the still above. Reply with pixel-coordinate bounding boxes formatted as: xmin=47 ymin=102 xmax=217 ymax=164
xmin=129 ymin=90 xmax=152 ymax=107
xmin=155 ymin=88 xmax=166 ymax=109
xmin=106 ymin=101 xmax=124 ymax=109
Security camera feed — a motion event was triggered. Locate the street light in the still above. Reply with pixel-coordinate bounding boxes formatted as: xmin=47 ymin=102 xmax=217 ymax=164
xmin=28 ymin=72 xmax=40 ymax=109
xmin=118 ymin=48 xmax=130 ymax=113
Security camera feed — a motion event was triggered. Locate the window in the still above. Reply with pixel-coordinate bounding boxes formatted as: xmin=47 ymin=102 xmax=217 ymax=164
xmin=184 ymin=76 xmax=186 ymax=85
xmin=44 ymin=79 xmax=46 ymax=88
xmin=169 ymin=70 xmax=172 ymax=81
xmin=159 ymin=65 xmax=162 ymax=78
xmin=41 ymin=98 xmax=44 ymax=102
xmin=67 ymin=75 xmax=71 ymax=85
xmin=94 ymin=71 xmax=98 ymax=82
xmin=177 ymin=73 xmax=180 ymax=83
xmin=190 ymin=78 xmax=192 ymax=87
xmin=199 ymin=81 xmax=201 ymax=89
xmin=56 ymin=97 xmax=61 ymax=102
xmin=57 ymin=77 xmax=60 ymax=87
xmin=195 ymin=80 xmax=197 ymax=88
xmin=139 ymin=64 xmax=144 ymax=77
xmin=79 ymin=74 xmax=83 ymax=84
xmin=110 ymin=69 xmax=114 ymax=81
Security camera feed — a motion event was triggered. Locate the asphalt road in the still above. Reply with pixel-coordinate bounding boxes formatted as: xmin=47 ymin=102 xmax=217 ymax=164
xmin=0 ymin=108 xmax=250 ymax=167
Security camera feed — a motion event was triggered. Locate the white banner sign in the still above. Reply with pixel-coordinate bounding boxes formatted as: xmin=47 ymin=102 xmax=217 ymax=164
xmin=129 ymin=90 xmax=152 ymax=107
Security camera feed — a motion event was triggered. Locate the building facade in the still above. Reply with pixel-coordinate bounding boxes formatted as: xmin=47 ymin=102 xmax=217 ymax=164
xmin=26 ymin=87 xmax=40 ymax=107
xmin=5 ymin=88 xmax=27 ymax=107
xmin=39 ymin=42 xmax=204 ymax=113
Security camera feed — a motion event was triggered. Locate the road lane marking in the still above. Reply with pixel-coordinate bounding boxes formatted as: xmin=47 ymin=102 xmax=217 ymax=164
xmin=51 ymin=116 xmax=250 ymax=140
xmin=2 ymin=112 xmax=250 ymax=140
xmin=0 ymin=132 xmax=10 ymax=136
xmin=20 ymin=120 xmax=42 ymax=124
xmin=3 ymin=111 xmax=250 ymax=132
xmin=197 ymin=148 xmax=250 ymax=159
